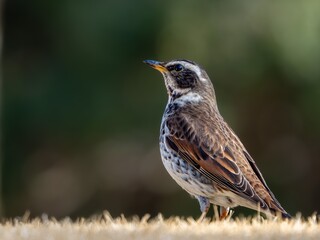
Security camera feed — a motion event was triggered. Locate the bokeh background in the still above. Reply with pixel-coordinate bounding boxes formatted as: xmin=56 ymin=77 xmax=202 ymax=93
xmin=1 ymin=1 xmax=320 ymax=219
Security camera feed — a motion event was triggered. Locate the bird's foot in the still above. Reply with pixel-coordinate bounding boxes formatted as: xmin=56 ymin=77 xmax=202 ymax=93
xmin=197 ymin=211 xmax=209 ymax=223
xmin=219 ymin=207 xmax=233 ymax=220
xmin=196 ymin=196 xmax=210 ymax=222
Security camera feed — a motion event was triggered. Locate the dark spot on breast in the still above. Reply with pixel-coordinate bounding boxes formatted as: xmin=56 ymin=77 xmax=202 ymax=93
xmin=176 ymin=159 xmax=180 ymax=166
xmin=182 ymin=176 xmax=189 ymax=182
xmin=191 ymin=168 xmax=197 ymax=177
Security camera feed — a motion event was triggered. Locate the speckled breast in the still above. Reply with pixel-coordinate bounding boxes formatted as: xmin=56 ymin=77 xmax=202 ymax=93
xmin=159 ymin=120 xmax=216 ymax=198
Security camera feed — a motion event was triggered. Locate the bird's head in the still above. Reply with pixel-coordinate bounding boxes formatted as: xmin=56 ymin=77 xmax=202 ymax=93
xmin=144 ymin=59 xmax=216 ymax=105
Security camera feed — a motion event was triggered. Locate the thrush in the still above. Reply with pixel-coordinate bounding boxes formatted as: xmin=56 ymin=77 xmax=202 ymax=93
xmin=144 ymin=59 xmax=291 ymax=220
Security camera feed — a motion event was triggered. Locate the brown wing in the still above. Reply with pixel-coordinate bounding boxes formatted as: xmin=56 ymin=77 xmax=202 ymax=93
xmin=165 ymin=113 xmax=289 ymax=215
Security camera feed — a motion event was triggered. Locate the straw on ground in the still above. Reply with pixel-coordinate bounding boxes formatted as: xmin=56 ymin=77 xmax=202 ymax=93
xmin=0 ymin=212 xmax=319 ymax=240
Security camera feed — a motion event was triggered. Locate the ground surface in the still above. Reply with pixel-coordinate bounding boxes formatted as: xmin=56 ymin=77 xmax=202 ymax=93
xmin=0 ymin=212 xmax=319 ymax=240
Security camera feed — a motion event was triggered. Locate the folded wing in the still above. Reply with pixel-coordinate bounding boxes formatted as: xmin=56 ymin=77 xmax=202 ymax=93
xmin=165 ymin=114 xmax=289 ymax=216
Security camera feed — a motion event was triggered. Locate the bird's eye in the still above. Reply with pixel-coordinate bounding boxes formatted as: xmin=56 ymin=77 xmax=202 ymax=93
xmin=174 ymin=64 xmax=183 ymax=72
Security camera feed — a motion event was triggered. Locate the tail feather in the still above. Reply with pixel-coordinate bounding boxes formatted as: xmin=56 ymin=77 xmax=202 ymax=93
xmin=281 ymin=211 xmax=292 ymax=219
xmin=269 ymin=206 xmax=292 ymax=219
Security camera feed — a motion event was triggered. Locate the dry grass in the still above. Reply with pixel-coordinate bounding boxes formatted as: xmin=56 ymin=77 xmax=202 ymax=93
xmin=0 ymin=212 xmax=319 ymax=240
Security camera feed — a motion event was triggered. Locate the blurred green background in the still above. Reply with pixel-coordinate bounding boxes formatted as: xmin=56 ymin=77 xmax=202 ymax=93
xmin=1 ymin=0 xmax=320 ymax=219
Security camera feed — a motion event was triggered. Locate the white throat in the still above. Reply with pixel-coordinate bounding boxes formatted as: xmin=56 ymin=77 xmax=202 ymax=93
xmin=170 ymin=92 xmax=203 ymax=106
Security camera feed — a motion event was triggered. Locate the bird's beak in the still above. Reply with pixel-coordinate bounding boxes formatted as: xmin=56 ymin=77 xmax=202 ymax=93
xmin=143 ymin=60 xmax=167 ymax=73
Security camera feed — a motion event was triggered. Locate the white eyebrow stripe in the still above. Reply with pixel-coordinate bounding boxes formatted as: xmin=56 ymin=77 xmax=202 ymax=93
xmin=167 ymin=61 xmax=207 ymax=82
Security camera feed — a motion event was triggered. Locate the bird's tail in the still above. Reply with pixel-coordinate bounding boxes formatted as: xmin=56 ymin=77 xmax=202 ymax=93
xmin=281 ymin=211 xmax=292 ymax=219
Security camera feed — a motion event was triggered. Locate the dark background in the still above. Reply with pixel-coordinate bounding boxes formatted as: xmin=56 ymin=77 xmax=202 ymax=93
xmin=1 ymin=1 xmax=319 ymax=219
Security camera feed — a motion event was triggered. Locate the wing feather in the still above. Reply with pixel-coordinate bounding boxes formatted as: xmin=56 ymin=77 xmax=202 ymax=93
xmin=165 ymin=115 xmax=272 ymax=210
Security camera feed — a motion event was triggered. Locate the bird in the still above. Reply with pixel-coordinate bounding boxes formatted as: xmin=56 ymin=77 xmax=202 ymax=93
xmin=143 ymin=59 xmax=291 ymax=220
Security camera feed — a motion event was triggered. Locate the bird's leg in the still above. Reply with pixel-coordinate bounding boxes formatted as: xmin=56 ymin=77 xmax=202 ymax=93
xmin=196 ymin=196 xmax=210 ymax=222
xmin=219 ymin=206 xmax=230 ymax=220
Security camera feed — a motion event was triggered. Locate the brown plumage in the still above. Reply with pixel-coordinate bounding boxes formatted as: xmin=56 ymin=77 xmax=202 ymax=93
xmin=144 ymin=59 xmax=291 ymax=219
